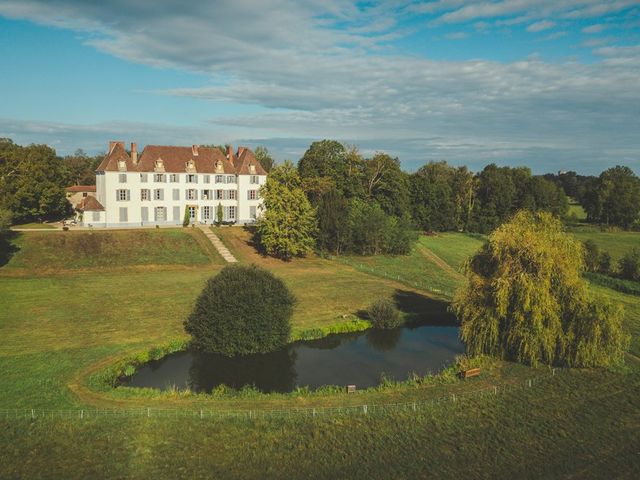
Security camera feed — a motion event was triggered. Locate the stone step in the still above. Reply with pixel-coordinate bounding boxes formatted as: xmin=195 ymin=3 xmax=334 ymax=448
xmin=196 ymin=226 xmax=238 ymax=263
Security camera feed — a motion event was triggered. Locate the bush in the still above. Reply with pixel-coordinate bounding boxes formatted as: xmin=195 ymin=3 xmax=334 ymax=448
xmin=583 ymin=240 xmax=599 ymax=272
xmin=598 ymin=251 xmax=612 ymax=275
xmin=367 ymin=298 xmax=402 ymax=329
xmin=184 ymin=264 xmax=295 ymax=355
xmin=618 ymin=248 xmax=640 ymax=281
xmin=183 ymin=207 xmax=190 ymax=227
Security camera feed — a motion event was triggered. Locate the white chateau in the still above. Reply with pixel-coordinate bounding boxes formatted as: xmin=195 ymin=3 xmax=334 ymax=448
xmin=79 ymin=141 xmax=267 ymax=228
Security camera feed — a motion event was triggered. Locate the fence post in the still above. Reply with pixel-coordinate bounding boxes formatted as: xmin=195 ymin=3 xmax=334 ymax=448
xmin=494 ymin=386 xmax=497 ymax=395
xmin=200 ymin=409 xmax=203 ymax=419
xmin=31 ymin=409 xmax=34 ymax=420
xmin=452 ymin=394 xmax=456 ymax=402
xmin=363 ymin=405 xmax=368 ymax=415
xmin=313 ymin=408 xmax=316 ymax=418
xmin=412 ymin=402 xmax=416 ymax=412
xmin=147 ymin=407 xmax=150 ymax=418
xmin=80 ymin=409 xmax=83 ymax=419
xmin=528 ymin=379 xmax=532 ymax=388
xmin=552 ymin=368 xmax=555 ymax=376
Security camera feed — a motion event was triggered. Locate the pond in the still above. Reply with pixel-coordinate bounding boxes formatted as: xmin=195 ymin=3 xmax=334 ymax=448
xmin=122 ymin=323 xmax=464 ymax=393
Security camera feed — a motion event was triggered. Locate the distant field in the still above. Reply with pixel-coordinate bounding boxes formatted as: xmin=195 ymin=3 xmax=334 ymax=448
xmin=418 ymin=233 xmax=485 ymax=270
xmin=571 ymin=229 xmax=640 ymax=261
xmin=3 ymin=229 xmax=222 ymax=270
xmin=567 ymin=201 xmax=587 ymax=221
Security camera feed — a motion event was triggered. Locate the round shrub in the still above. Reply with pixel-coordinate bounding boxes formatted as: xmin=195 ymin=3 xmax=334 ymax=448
xmin=367 ymin=298 xmax=402 ymax=329
xmin=184 ymin=264 xmax=295 ymax=355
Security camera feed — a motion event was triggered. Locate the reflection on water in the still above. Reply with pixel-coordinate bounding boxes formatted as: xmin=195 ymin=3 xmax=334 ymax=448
xmin=124 ymin=324 xmax=464 ymax=393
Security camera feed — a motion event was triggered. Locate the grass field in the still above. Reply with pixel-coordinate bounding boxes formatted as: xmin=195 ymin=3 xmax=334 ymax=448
xmin=569 ymin=227 xmax=640 ymax=262
xmin=1 ymin=227 xmax=639 ymax=478
xmin=11 ymin=222 xmax=58 ymax=229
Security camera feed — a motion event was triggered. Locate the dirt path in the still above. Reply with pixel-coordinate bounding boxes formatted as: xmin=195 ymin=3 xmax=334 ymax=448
xmin=416 ymin=246 xmax=465 ymax=281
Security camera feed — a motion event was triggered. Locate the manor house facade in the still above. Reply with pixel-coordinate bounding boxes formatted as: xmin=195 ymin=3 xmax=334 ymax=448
xmin=80 ymin=141 xmax=267 ymax=227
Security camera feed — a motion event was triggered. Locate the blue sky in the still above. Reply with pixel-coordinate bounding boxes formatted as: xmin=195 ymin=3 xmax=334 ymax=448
xmin=0 ymin=1 xmax=639 ymax=174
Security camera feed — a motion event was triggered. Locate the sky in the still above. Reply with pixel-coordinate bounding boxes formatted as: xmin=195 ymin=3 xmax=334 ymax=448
xmin=0 ymin=1 xmax=639 ymax=174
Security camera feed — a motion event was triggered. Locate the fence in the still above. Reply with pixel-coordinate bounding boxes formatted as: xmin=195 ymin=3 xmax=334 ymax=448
xmin=1 ymin=369 xmax=560 ymax=421
xmin=328 ymin=255 xmax=455 ymax=298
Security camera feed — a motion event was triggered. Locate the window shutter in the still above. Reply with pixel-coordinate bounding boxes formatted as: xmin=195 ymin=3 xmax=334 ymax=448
xmin=126 ymin=190 xmax=130 ymax=201
xmin=159 ymin=189 xmax=164 ymax=201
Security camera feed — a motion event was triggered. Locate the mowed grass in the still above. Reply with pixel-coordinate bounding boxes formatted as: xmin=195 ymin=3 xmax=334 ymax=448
xmin=11 ymin=222 xmax=58 ymax=229
xmin=571 ymin=228 xmax=640 ymax=262
xmin=2 ymin=228 xmax=223 ymax=271
xmin=1 ymin=227 xmax=639 ymax=477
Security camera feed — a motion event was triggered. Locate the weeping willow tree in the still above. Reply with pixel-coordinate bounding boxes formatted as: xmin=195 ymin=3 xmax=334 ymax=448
xmin=452 ymin=210 xmax=629 ymax=367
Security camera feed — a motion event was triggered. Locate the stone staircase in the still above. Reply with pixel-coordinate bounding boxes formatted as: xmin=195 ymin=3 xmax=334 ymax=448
xmin=198 ymin=226 xmax=238 ymax=263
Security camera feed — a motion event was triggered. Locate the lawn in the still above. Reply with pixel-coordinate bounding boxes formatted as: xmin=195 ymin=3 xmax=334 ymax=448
xmin=11 ymin=222 xmax=58 ymax=229
xmin=2 ymin=228 xmax=223 ymax=271
xmin=0 ymin=227 xmax=639 ymax=477
xmin=570 ymin=228 xmax=640 ymax=262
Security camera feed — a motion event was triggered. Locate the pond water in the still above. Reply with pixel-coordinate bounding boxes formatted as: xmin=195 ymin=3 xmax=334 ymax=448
xmin=123 ymin=323 xmax=464 ymax=393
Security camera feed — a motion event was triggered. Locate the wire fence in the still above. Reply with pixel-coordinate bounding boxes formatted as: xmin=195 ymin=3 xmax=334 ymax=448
xmin=0 ymin=369 xmax=561 ymax=422
xmin=328 ymin=256 xmax=455 ymax=298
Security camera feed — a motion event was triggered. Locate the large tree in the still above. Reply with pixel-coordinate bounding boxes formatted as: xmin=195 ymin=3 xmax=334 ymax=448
xmin=364 ymin=153 xmax=410 ymax=218
xmin=593 ymin=166 xmax=640 ymax=229
xmin=452 ymin=211 xmax=628 ymax=367
xmin=256 ymin=161 xmax=317 ymax=260
xmin=253 ymin=146 xmax=275 ymax=173
xmin=0 ymin=139 xmax=71 ymax=222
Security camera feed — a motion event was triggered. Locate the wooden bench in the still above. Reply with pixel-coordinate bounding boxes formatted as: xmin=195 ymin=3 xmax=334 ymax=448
xmin=460 ymin=368 xmax=481 ymax=379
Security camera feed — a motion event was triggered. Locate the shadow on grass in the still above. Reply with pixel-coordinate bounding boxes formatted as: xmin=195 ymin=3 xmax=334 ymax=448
xmin=0 ymin=231 xmax=19 ymax=267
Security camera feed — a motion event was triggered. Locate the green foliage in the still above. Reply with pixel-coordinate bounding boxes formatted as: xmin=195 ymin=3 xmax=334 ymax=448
xmin=347 ymin=200 xmax=417 ymax=255
xmin=316 ymin=188 xmax=350 ymax=254
xmin=584 ymin=272 xmax=640 ymax=297
xmin=184 ymin=264 xmax=295 ymax=355
xmin=583 ymin=240 xmax=600 ymax=272
xmin=0 ymin=139 xmax=71 ymax=222
xmin=291 ymin=318 xmax=371 ymax=341
xmin=364 ymin=153 xmax=410 ymax=218
xmin=618 ymin=248 xmax=640 ymax=281
xmin=452 ymin=211 xmax=629 ymax=367
xmin=256 ymin=161 xmax=317 ymax=260
xmin=216 ymin=202 xmax=223 ymax=226
xmin=62 ymin=149 xmax=102 ymax=186
xmin=183 ymin=206 xmax=190 ymax=227
xmin=583 ymin=166 xmax=640 ymax=229
xmin=253 ymin=146 xmax=275 ymax=172
xmin=367 ymin=298 xmax=402 ymax=329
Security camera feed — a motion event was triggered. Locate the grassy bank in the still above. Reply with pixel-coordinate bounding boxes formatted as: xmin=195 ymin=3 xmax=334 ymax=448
xmin=1 ymin=227 xmax=639 ymax=477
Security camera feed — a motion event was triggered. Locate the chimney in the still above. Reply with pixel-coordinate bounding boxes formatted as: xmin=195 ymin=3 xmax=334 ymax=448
xmin=238 ymin=146 xmax=246 ymax=156
xmin=131 ymin=142 xmax=138 ymax=164
xmin=109 ymin=141 xmax=116 ymax=154
xmin=192 ymin=144 xmax=199 ymax=156
xmin=227 ymin=145 xmax=234 ymax=165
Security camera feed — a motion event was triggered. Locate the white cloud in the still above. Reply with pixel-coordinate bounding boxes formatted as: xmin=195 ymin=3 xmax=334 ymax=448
xmin=582 ymin=23 xmax=605 ymax=33
xmin=0 ymin=1 xmax=639 ymax=174
xmin=527 ymin=20 xmax=556 ymax=32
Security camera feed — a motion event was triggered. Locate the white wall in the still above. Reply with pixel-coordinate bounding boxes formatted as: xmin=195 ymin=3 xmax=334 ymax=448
xmin=98 ymin=171 xmax=266 ymax=227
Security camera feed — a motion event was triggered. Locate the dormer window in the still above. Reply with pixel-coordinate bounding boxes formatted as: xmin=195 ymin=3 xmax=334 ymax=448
xmin=249 ymin=164 xmax=256 ymax=174
xmin=154 ymin=158 xmax=165 ymax=172
xmin=186 ymin=159 xmax=196 ymax=173
xmin=118 ymin=160 xmax=127 ymax=171
xmin=215 ymin=160 xmax=224 ymax=173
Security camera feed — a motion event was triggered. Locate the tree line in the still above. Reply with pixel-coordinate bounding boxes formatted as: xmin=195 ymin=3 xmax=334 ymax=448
xmin=257 ymin=139 xmax=639 ymax=260
xmin=0 ymin=138 xmax=102 ymax=224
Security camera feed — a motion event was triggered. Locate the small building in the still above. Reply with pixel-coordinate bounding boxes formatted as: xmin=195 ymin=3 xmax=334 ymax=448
xmin=85 ymin=142 xmax=267 ymax=228
xmin=65 ymin=185 xmax=96 ymax=206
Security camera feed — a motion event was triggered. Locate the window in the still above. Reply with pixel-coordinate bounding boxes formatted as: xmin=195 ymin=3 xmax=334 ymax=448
xmin=170 ymin=174 xmax=179 ymax=183
xmin=226 ymin=175 xmax=236 ymax=184
xmin=119 ymin=173 xmax=127 ymax=183
xmin=155 ymin=207 xmax=166 ymax=222
xmin=186 ymin=174 xmax=198 ymax=183
xmin=215 ymin=175 xmax=225 ymax=184
xmin=250 ymin=206 xmax=257 ymax=219
xmin=226 ymin=206 xmax=236 ymax=221
xmin=202 ymin=206 xmax=211 ymax=221
xmin=201 ymin=190 xmax=212 ymax=200
xmin=119 ymin=207 xmax=128 ymax=222
xmin=140 ymin=173 xmax=148 ymax=183
xmin=117 ymin=189 xmax=129 ymax=201
xmin=173 ymin=206 xmax=180 ymax=222
xmin=172 ymin=188 xmax=180 ymax=201
xmin=141 ymin=189 xmax=150 ymax=201
xmin=92 ymin=211 xmax=100 ymax=221
xmin=154 ymin=173 xmax=166 ymax=183
xmin=186 ymin=189 xmax=197 ymax=200
xmin=141 ymin=207 xmax=149 ymax=222
xmin=203 ymin=175 xmax=210 ymax=183
xmin=154 ymin=189 xmax=164 ymax=201
xmin=248 ymin=190 xmax=257 ymax=200
xmin=215 ymin=189 xmax=224 ymax=200
xmin=228 ymin=189 xmax=237 ymax=200
xmin=189 ymin=206 xmax=196 ymax=221
xmin=250 ymin=175 xmax=259 ymax=184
